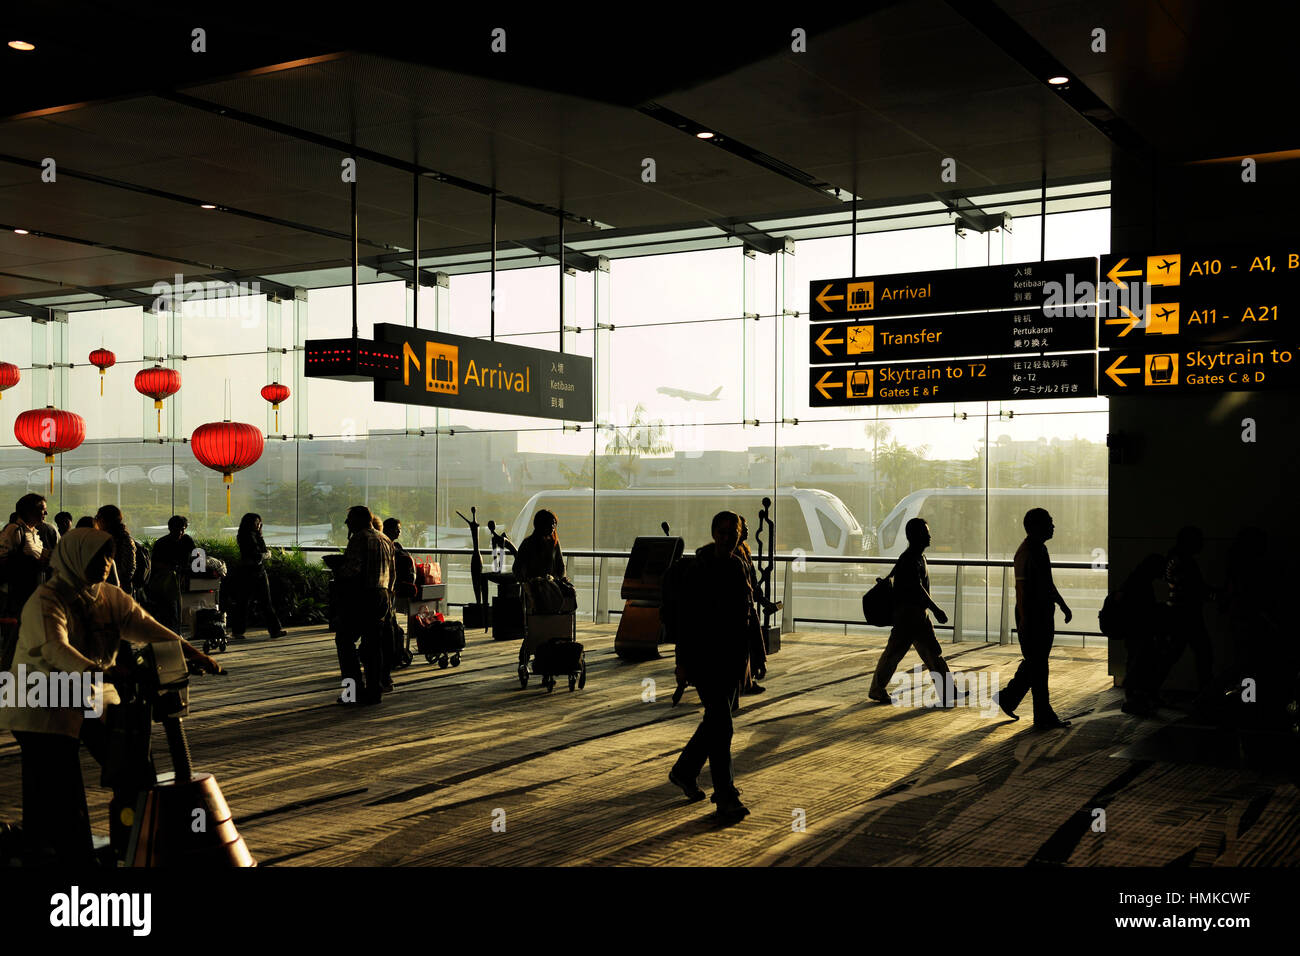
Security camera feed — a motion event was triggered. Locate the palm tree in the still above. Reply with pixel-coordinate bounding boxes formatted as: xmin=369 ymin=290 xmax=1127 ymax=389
xmin=604 ymin=403 xmax=673 ymax=488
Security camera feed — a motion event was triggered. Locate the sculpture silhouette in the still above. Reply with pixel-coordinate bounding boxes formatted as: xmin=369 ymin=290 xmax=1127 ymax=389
xmin=457 ymin=507 xmax=489 ymax=612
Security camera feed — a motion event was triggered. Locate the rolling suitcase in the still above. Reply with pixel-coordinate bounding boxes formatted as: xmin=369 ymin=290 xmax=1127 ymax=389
xmin=529 ymin=638 xmax=586 ymax=693
xmin=492 ymin=593 xmax=525 ymax=641
xmin=194 ymin=607 xmax=228 ymax=653
xmin=413 ymin=617 xmax=465 ymax=668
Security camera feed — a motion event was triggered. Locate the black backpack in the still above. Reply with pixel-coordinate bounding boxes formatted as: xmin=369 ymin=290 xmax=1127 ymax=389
xmin=659 ymin=554 xmax=697 ymax=645
xmin=1097 ymin=592 xmax=1123 ymax=639
xmin=861 ymin=573 xmax=895 ymax=626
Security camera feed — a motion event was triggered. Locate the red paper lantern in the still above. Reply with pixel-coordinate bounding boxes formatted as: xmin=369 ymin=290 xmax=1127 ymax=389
xmin=260 ymin=381 xmax=291 ymax=432
xmin=88 ymin=348 xmax=116 ymax=397
xmin=14 ymin=406 xmax=86 ymax=492
xmin=134 ymin=364 xmax=181 ymax=433
xmin=191 ymin=421 xmax=264 ymax=514
xmin=0 ymin=361 xmax=19 ymax=400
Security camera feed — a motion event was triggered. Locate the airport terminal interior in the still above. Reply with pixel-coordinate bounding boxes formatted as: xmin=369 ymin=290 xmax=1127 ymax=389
xmin=0 ymin=0 xmax=1297 ymax=888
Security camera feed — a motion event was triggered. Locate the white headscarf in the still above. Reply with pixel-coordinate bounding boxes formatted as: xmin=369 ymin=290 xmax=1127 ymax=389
xmin=48 ymin=527 xmax=113 ymax=610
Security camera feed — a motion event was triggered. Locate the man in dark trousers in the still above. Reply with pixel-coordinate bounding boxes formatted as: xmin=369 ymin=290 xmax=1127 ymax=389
xmin=669 ymin=511 xmax=753 ymax=823
xmin=868 ymin=518 xmax=958 ymax=706
xmin=334 ymin=506 xmax=395 ymax=705
xmin=1163 ymin=525 xmax=1218 ymax=712
xmin=995 ymin=508 xmax=1072 ymax=730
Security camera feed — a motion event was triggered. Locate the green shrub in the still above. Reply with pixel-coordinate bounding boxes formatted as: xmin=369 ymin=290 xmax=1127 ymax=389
xmin=174 ymin=538 xmax=337 ymax=628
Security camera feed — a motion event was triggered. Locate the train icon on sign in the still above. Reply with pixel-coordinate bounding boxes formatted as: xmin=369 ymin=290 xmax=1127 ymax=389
xmin=848 ymin=368 xmax=873 ymax=398
xmin=1145 ymin=353 xmax=1177 ymax=385
xmin=848 ymin=282 xmax=874 ymax=312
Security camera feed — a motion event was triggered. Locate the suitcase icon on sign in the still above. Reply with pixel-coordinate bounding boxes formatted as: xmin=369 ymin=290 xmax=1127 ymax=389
xmin=429 ymin=346 xmax=458 ymax=393
xmin=847 ymin=282 xmax=873 ymax=312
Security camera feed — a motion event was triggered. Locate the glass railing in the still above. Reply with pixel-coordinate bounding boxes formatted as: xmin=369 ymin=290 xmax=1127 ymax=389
xmin=301 ymin=547 xmax=1109 ymax=648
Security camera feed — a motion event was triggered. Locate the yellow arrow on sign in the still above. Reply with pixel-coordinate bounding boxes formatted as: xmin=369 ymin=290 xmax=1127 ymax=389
xmin=1106 ymin=257 xmax=1144 ymax=289
xmin=1104 ymin=353 xmax=1141 ymax=388
xmin=814 ymin=370 xmax=843 ymax=400
xmin=815 ymin=327 xmax=845 ymax=356
xmin=1104 ymin=305 xmax=1141 ymax=337
xmin=815 ymin=283 xmax=845 ymax=312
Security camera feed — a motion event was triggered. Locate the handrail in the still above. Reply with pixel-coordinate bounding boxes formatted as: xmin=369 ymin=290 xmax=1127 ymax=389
xmin=294 ymin=545 xmax=1107 ymax=571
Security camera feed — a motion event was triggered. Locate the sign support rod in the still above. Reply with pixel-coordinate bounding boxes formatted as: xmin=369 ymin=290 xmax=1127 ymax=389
xmin=490 ymin=191 xmax=497 ymax=342
xmin=351 ymin=172 xmax=358 ymax=340
xmin=412 ymin=171 xmax=420 ymax=330
xmin=559 ymin=210 xmax=565 ymax=352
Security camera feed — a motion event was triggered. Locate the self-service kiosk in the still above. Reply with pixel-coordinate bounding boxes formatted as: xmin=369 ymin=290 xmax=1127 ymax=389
xmin=613 ymin=534 xmax=684 ymax=660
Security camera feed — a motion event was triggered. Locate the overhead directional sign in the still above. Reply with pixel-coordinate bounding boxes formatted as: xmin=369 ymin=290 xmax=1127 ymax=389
xmin=809 ymin=307 xmax=1096 ymax=366
xmin=1101 ymin=248 xmax=1300 ymax=294
xmin=1099 ymin=299 xmax=1290 ymax=347
xmin=810 ymin=353 xmax=1096 ymax=406
xmin=1099 ymin=342 xmax=1298 ymax=395
xmin=810 ymin=257 xmax=1097 ymax=321
xmin=372 ymin=323 xmax=592 ymax=421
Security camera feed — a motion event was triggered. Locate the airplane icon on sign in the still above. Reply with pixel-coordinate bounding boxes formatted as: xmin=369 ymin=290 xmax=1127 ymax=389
xmin=1156 ymin=258 xmax=1176 ymax=273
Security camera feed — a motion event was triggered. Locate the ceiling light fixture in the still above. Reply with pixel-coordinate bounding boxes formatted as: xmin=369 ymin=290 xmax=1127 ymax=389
xmin=200 ymin=203 xmax=217 ymax=209
xmin=13 ymin=228 xmax=29 ymax=235
xmin=7 ymin=40 xmax=36 ymax=51
xmin=696 ymin=131 xmax=715 ymax=139
xmin=1047 ymin=75 xmax=1069 ymax=86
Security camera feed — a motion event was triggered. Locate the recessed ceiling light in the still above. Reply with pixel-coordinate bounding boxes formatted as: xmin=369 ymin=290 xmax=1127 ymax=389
xmin=696 ymin=131 xmax=715 ymax=139
xmin=1047 ymin=75 xmax=1069 ymax=85
xmin=7 ymin=40 xmax=36 ymax=52
xmin=13 ymin=228 xmax=29 ymax=235
xmin=200 ymin=203 xmax=217 ymax=209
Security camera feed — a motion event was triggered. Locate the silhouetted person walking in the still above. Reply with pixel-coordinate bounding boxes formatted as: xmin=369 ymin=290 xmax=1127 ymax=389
xmin=229 ymin=513 xmax=286 ymax=640
xmin=335 ymin=506 xmax=394 ymax=705
xmin=1 ymin=495 xmax=52 ymax=627
xmin=149 ymin=514 xmax=197 ymax=632
xmin=94 ymin=505 xmax=136 ymax=596
xmin=868 ymin=517 xmax=957 ymax=706
xmin=1163 ymin=525 xmax=1218 ymax=711
xmin=995 ymin=508 xmax=1072 ymax=730
xmin=669 ymin=511 xmax=752 ymax=823
xmin=736 ymin=517 xmax=766 ymax=697
xmin=1116 ymin=553 xmax=1170 ymax=717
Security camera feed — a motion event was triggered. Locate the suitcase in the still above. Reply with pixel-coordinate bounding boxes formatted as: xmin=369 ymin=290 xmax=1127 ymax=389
xmin=492 ymin=594 xmax=525 ymax=641
xmin=529 ymin=638 xmax=586 ymax=693
xmin=464 ymin=603 xmax=492 ymax=630
xmin=413 ymin=618 xmax=465 ymax=668
xmin=194 ymin=607 xmax=228 ymax=653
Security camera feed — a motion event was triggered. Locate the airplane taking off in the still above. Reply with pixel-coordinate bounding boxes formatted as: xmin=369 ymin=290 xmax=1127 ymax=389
xmin=657 ymin=385 xmax=723 ymax=401
xmin=1156 ymin=258 xmax=1176 ymax=272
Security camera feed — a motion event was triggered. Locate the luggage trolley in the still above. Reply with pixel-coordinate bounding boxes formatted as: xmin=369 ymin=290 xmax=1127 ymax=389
xmin=517 ymin=596 xmax=584 ymax=692
xmin=180 ymin=574 xmax=227 ymax=653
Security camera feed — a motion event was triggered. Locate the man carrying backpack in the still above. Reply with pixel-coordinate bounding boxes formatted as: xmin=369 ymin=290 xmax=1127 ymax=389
xmin=668 ymin=511 xmax=753 ymax=824
xmin=867 ymin=518 xmax=957 ymax=706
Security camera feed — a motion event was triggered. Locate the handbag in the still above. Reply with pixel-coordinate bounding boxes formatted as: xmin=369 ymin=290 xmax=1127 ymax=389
xmin=861 ymin=574 xmax=895 ymax=627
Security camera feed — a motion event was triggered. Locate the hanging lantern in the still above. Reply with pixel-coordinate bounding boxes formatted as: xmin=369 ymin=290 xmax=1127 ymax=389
xmin=88 ymin=348 xmax=117 ymax=396
xmin=259 ymin=381 xmax=291 ymax=433
xmin=134 ymin=364 xmax=182 ymax=433
xmin=14 ymin=406 xmax=85 ymax=493
xmin=0 ymin=361 xmax=19 ymax=400
xmin=191 ymin=421 xmax=264 ymax=514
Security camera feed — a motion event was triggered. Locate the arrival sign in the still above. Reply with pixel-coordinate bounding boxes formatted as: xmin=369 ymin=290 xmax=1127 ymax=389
xmin=372 ymin=323 xmax=593 ymax=421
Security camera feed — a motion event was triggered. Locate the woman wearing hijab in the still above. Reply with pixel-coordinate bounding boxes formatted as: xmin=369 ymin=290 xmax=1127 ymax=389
xmin=230 ymin=513 xmax=287 ymax=640
xmin=0 ymin=528 xmax=223 ymax=865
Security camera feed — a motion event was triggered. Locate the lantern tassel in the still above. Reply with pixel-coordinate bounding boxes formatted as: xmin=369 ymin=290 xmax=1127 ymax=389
xmin=99 ymin=371 xmax=104 ymax=397
xmin=274 ymin=407 xmax=279 ymax=432
xmin=224 ymin=473 xmax=233 ymax=515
